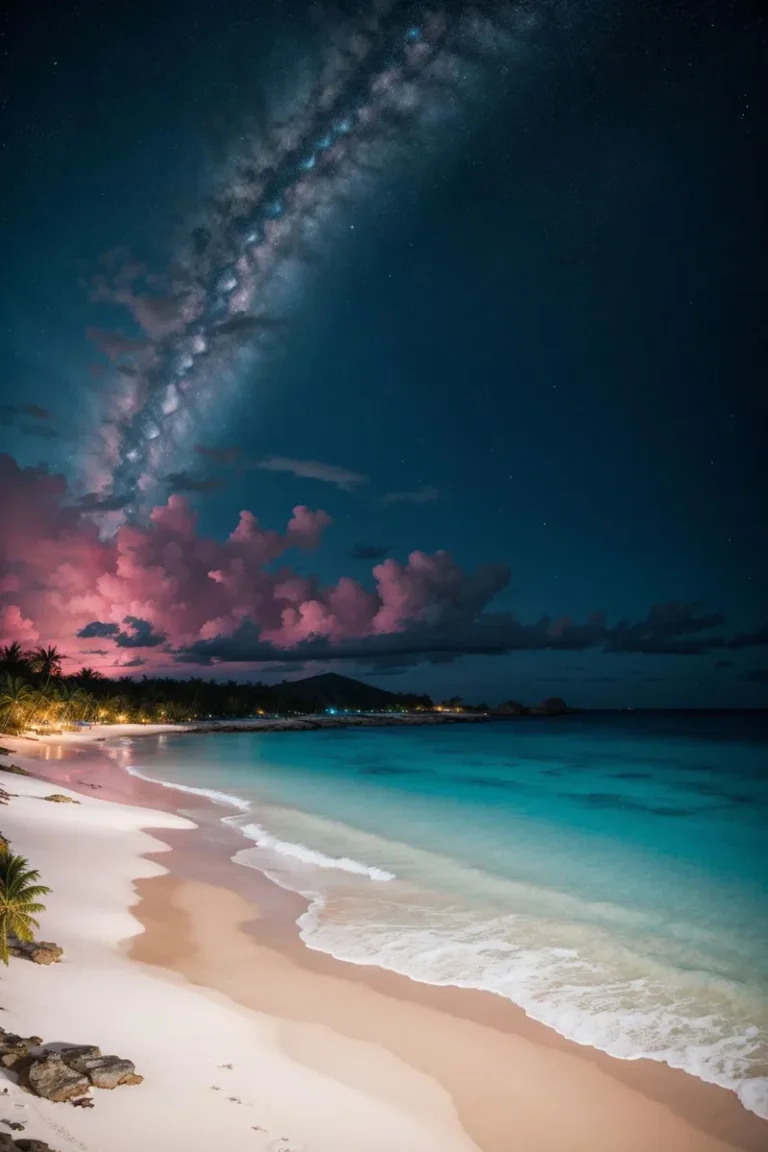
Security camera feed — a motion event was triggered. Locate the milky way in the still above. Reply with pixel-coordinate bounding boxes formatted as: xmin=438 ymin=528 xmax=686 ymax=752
xmin=86 ymin=0 xmax=578 ymax=512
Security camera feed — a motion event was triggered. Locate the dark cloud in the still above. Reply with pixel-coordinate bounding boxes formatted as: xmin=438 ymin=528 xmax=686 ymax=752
xmin=720 ymin=623 xmax=768 ymax=650
xmin=604 ymin=603 xmax=725 ymax=655
xmin=77 ymin=621 xmax=121 ymax=639
xmin=215 ymin=314 xmax=286 ymax=338
xmin=173 ymin=596 xmax=767 ymax=672
xmin=352 ymin=543 xmax=389 ymax=560
xmin=77 ymin=616 xmax=164 ymax=648
xmin=19 ymin=403 xmax=50 ymax=420
xmin=164 ymin=470 xmax=226 ymax=493
xmin=76 ymin=491 xmax=134 ymax=512
xmin=116 ymin=616 xmax=165 ymax=648
xmin=740 ymin=668 xmax=768 ymax=683
xmin=715 ymin=659 xmax=734 ymax=670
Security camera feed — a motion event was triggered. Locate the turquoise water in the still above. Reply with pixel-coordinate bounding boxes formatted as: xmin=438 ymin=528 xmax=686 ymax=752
xmin=120 ymin=714 xmax=768 ymax=1117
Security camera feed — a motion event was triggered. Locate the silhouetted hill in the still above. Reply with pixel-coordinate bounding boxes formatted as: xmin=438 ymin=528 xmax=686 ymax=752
xmin=275 ymin=673 xmax=401 ymax=710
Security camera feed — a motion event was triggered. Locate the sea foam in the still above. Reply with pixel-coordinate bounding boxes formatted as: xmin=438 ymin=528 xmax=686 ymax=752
xmin=125 ymin=765 xmax=252 ymax=813
xmin=235 ymin=823 xmax=395 ymax=881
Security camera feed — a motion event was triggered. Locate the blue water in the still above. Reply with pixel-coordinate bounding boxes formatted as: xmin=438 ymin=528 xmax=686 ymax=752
xmin=119 ymin=714 xmax=768 ymax=1117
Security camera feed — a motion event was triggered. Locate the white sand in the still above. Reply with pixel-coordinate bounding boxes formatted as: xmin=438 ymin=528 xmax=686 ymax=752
xmin=0 ymin=766 xmax=478 ymax=1152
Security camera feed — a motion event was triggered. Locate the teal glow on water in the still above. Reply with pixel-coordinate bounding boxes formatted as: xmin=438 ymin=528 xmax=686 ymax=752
xmin=121 ymin=714 xmax=768 ymax=1117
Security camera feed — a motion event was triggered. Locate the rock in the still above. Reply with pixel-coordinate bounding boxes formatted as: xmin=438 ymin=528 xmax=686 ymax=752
xmin=2 ymin=1122 xmax=24 ymax=1131
xmin=25 ymin=1052 xmax=90 ymax=1103
xmin=58 ymin=1044 xmax=101 ymax=1064
xmin=62 ymin=1052 xmax=142 ymax=1089
xmin=9 ymin=940 xmax=63 ymax=965
xmin=42 ymin=795 xmax=79 ymax=805
xmin=15 ymin=1142 xmax=60 ymax=1151
xmin=0 ymin=765 xmax=30 ymax=776
xmin=0 ymin=1029 xmax=43 ymax=1070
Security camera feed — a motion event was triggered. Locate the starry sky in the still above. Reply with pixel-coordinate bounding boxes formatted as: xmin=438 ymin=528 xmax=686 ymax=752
xmin=1 ymin=0 xmax=766 ymax=707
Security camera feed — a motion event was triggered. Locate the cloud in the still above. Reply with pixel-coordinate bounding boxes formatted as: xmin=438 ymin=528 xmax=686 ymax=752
xmin=116 ymin=616 xmax=165 ymax=648
xmin=77 ymin=621 xmax=121 ymax=639
xmin=1 ymin=453 xmax=765 ymax=677
xmin=715 ymin=659 xmax=734 ymax=670
xmin=604 ymin=603 xmax=725 ymax=655
xmin=77 ymin=616 xmax=163 ymax=648
xmin=20 ymin=404 xmax=51 ymax=420
xmin=719 ymin=623 xmax=768 ymax=650
xmin=381 ymin=485 xmax=439 ymax=505
xmin=257 ymin=456 xmax=368 ymax=491
xmin=740 ymin=668 xmax=768 ymax=683
xmin=352 ymin=543 xmax=389 ymax=560
xmin=164 ymin=470 xmax=226 ymax=493
xmin=215 ymin=314 xmax=286 ymax=338
xmin=76 ymin=491 xmax=135 ymax=512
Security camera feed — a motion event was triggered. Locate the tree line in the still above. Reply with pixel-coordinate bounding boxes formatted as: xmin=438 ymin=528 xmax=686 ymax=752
xmin=0 ymin=642 xmax=436 ymax=733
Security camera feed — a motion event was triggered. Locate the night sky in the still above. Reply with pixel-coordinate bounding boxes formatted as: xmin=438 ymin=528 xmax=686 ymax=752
xmin=1 ymin=0 xmax=766 ymax=707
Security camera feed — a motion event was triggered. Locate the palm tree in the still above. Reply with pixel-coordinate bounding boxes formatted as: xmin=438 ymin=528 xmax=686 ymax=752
xmin=75 ymin=667 xmax=103 ymax=685
xmin=0 ymin=851 xmax=51 ymax=965
xmin=55 ymin=683 xmax=92 ymax=726
xmin=30 ymin=645 xmax=64 ymax=680
xmin=0 ymin=675 xmax=35 ymax=734
xmin=0 ymin=643 xmax=32 ymax=677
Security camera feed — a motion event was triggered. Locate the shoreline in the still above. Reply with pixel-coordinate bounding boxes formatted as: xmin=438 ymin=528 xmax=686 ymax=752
xmin=3 ymin=731 xmax=768 ymax=1151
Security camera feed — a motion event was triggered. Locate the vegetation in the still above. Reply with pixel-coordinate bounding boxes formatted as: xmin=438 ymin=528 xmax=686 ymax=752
xmin=0 ymin=847 xmax=51 ymax=965
xmin=0 ymin=645 xmax=435 ymax=733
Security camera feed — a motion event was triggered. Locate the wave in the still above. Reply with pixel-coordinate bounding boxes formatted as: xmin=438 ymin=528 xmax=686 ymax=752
xmin=121 ymin=754 xmax=768 ymax=1120
xmin=125 ymin=765 xmax=394 ymax=881
xmin=235 ymin=823 xmax=396 ymax=881
xmin=125 ymin=765 xmax=252 ymax=813
xmin=291 ymin=897 xmax=768 ymax=1121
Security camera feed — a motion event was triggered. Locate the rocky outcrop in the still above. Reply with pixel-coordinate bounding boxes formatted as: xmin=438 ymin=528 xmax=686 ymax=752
xmin=0 ymin=1029 xmax=43 ymax=1070
xmin=1 ymin=1028 xmax=142 ymax=1106
xmin=24 ymin=1053 xmax=90 ymax=1103
xmin=61 ymin=1051 xmax=142 ymax=1089
xmin=42 ymin=795 xmax=79 ymax=804
xmin=8 ymin=940 xmax=63 ymax=965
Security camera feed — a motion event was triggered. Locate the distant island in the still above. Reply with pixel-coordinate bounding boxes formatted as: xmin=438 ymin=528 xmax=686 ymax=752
xmin=0 ymin=645 xmax=573 ymax=735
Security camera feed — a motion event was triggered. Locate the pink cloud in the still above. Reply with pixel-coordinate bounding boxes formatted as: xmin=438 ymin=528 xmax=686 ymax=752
xmin=0 ymin=454 xmax=496 ymax=676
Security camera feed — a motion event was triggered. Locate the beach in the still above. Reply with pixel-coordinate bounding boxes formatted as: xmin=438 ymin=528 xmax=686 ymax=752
xmin=1 ymin=726 xmax=767 ymax=1152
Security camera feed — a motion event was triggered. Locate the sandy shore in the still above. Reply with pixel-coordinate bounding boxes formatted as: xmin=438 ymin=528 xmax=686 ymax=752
xmin=0 ymin=748 xmax=477 ymax=1152
xmin=2 ymin=731 xmax=767 ymax=1152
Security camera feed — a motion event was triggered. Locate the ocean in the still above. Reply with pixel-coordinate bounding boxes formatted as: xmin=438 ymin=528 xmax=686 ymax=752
xmin=121 ymin=713 xmax=768 ymax=1118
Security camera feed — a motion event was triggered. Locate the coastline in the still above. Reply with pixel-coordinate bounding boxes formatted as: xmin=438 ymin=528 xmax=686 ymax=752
xmin=2 ymin=729 xmax=767 ymax=1151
